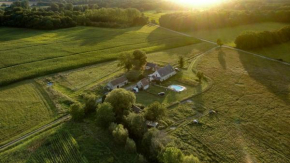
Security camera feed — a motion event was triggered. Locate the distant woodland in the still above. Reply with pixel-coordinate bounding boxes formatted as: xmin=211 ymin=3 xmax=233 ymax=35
xmin=0 ymin=0 xmax=149 ymax=29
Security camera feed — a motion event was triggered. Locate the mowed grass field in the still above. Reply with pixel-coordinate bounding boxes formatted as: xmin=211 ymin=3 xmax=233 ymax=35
xmin=0 ymin=81 xmax=56 ymax=145
xmin=0 ymin=25 xmax=199 ymax=85
xmin=186 ymin=22 xmax=290 ymax=62
xmin=166 ymin=48 xmax=290 ymax=162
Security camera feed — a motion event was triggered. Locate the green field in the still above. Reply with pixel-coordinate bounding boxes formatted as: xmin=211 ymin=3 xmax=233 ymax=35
xmin=165 ymin=48 xmax=290 ymax=162
xmin=0 ymin=81 xmax=56 ymax=145
xmin=187 ymin=22 xmax=290 ymax=46
xmin=0 ymin=118 xmax=139 ymax=163
xmin=0 ymin=25 xmax=199 ymax=85
xmin=144 ymin=10 xmax=168 ymax=24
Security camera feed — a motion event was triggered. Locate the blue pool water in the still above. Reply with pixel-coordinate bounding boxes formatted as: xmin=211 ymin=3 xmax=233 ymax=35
xmin=168 ymin=85 xmax=186 ymax=92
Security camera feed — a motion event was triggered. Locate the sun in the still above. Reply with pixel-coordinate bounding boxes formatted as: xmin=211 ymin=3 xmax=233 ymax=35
xmin=176 ymin=0 xmax=222 ymax=6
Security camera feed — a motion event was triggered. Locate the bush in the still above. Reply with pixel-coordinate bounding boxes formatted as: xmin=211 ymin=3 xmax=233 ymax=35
xmin=112 ymin=124 xmax=128 ymax=145
xmin=95 ymin=102 xmax=116 ymax=128
xmin=125 ymin=138 xmax=136 ymax=153
xmin=83 ymin=93 xmax=97 ymax=114
xmin=158 ymin=147 xmax=184 ymax=163
xmin=70 ymin=102 xmax=85 ymax=122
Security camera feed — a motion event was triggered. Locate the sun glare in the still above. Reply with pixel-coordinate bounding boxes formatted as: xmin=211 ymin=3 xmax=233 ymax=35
xmin=176 ymin=0 xmax=222 ymax=7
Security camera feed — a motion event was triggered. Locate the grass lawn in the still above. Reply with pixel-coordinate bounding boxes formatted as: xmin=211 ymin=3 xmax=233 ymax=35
xmin=147 ymin=42 xmax=216 ymax=66
xmin=165 ymin=47 xmax=290 ymax=163
xmin=0 ymin=81 xmax=57 ymax=145
xmin=0 ymin=118 xmax=139 ymax=163
xmin=136 ymin=70 xmax=209 ymax=106
xmin=0 ymin=25 xmax=199 ymax=85
xmin=251 ymin=42 xmax=290 ymax=63
xmin=186 ymin=22 xmax=290 ymax=46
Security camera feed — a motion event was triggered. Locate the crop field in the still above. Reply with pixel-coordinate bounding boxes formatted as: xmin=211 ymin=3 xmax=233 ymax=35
xmin=165 ymin=48 xmax=290 ymax=163
xmin=0 ymin=81 xmax=56 ymax=145
xmin=0 ymin=25 xmax=199 ymax=85
xmin=0 ymin=119 xmax=139 ymax=163
xmin=187 ymin=22 xmax=290 ymax=46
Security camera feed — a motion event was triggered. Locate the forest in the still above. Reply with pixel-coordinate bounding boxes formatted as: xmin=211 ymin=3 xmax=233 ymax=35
xmin=0 ymin=1 xmax=148 ymax=29
xmin=235 ymin=26 xmax=290 ymax=50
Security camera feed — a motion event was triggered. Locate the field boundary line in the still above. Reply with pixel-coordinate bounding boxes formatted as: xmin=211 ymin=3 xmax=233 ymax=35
xmin=153 ymin=24 xmax=290 ymax=66
xmin=0 ymin=114 xmax=70 ymax=152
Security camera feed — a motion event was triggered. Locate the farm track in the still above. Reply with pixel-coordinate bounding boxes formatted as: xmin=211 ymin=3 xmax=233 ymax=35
xmin=0 ymin=115 xmax=70 ymax=152
xmin=155 ymin=24 xmax=290 ymax=66
xmin=0 ymin=36 xmax=183 ymax=70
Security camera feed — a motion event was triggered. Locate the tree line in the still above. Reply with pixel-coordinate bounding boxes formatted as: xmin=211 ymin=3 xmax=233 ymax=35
xmin=159 ymin=10 xmax=290 ymax=31
xmin=0 ymin=1 xmax=148 ymax=30
xmin=235 ymin=26 xmax=290 ymax=50
xmin=70 ymin=88 xmax=201 ymax=163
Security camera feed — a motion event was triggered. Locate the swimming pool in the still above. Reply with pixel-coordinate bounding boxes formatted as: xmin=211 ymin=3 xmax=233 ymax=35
xmin=168 ymin=85 xmax=186 ymax=92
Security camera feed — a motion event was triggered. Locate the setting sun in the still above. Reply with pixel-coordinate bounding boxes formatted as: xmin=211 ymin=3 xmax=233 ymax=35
xmin=175 ymin=0 xmax=223 ymax=6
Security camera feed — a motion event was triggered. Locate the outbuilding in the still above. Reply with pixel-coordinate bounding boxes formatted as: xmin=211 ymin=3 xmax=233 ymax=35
xmin=137 ymin=78 xmax=150 ymax=90
xmin=107 ymin=76 xmax=128 ymax=90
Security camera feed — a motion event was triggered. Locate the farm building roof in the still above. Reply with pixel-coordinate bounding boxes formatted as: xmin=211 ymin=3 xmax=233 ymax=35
xmin=110 ymin=76 xmax=128 ymax=86
xmin=157 ymin=65 xmax=175 ymax=77
xmin=146 ymin=62 xmax=158 ymax=68
xmin=140 ymin=78 xmax=150 ymax=86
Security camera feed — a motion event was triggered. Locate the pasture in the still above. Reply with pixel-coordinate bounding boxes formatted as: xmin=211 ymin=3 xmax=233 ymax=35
xmin=0 ymin=25 xmax=199 ymax=85
xmin=0 ymin=81 xmax=56 ymax=145
xmin=165 ymin=48 xmax=290 ymax=162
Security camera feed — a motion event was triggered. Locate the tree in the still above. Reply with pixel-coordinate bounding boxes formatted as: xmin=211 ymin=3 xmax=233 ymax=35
xmin=144 ymin=102 xmax=166 ymax=121
xmin=112 ymin=124 xmax=129 ymax=145
xmin=217 ymin=39 xmax=223 ymax=47
xmin=132 ymin=50 xmax=147 ymax=70
xmin=125 ymin=112 xmax=147 ymax=138
xmin=95 ymin=102 xmax=115 ymax=128
xmin=70 ymin=102 xmax=85 ymax=121
xmin=159 ymin=147 xmax=184 ymax=163
xmin=65 ymin=3 xmax=73 ymax=10
xmin=125 ymin=138 xmax=136 ymax=153
xmin=183 ymin=155 xmax=200 ymax=163
xmin=50 ymin=3 xmax=59 ymax=12
xmin=1 ymin=3 xmax=7 ymax=7
xmin=105 ymin=89 xmax=136 ymax=120
xmin=83 ymin=94 xmax=97 ymax=114
xmin=178 ymin=56 xmax=184 ymax=68
xmin=142 ymin=128 xmax=170 ymax=162
xmin=118 ymin=53 xmax=133 ymax=71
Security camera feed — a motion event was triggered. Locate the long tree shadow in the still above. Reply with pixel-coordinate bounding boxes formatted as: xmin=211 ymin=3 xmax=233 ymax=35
xmin=218 ymin=48 xmax=227 ymax=69
xmin=239 ymin=51 xmax=290 ymax=105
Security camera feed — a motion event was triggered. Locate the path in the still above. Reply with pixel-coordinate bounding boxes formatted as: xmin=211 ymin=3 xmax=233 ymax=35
xmin=0 ymin=115 xmax=70 ymax=152
xmin=155 ymin=24 xmax=290 ymax=66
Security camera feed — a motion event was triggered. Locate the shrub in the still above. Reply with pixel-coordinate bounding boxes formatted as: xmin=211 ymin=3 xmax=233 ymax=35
xmin=69 ymin=102 xmax=85 ymax=121
xmin=112 ymin=124 xmax=128 ymax=145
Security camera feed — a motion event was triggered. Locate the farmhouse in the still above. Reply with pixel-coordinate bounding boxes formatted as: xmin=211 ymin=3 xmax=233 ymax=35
xmin=107 ymin=76 xmax=128 ymax=90
xmin=149 ymin=64 xmax=176 ymax=82
xmin=137 ymin=78 xmax=150 ymax=90
xmin=145 ymin=62 xmax=159 ymax=71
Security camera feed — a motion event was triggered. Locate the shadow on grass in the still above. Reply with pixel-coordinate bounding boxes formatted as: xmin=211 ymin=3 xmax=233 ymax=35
xmin=218 ymin=48 xmax=227 ymax=70
xmin=239 ymin=51 xmax=290 ymax=105
xmin=0 ymin=27 xmax=46 ymax=42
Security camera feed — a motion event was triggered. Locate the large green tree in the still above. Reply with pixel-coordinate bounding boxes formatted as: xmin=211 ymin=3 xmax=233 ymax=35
xmin=83 ymin=94 xmax=97 ymax=114
xmin=125 ymin=112 xmax=147 ymax=138
xmin=132 ymin=50 xmax=147 ymax=70
xmin=118 ymin=53 xmax=133 ymax=71
xmin=95 ymin=102 xmax=115 ymax=128
xmin=105 ymin=88 xmax=136 ymax=120
xmin=144 ymin=102 xmax=166 ymax=121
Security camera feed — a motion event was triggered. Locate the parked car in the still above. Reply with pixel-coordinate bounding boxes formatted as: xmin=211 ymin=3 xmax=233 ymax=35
xmin=158 ymin=92 xmax=165 ymax=96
